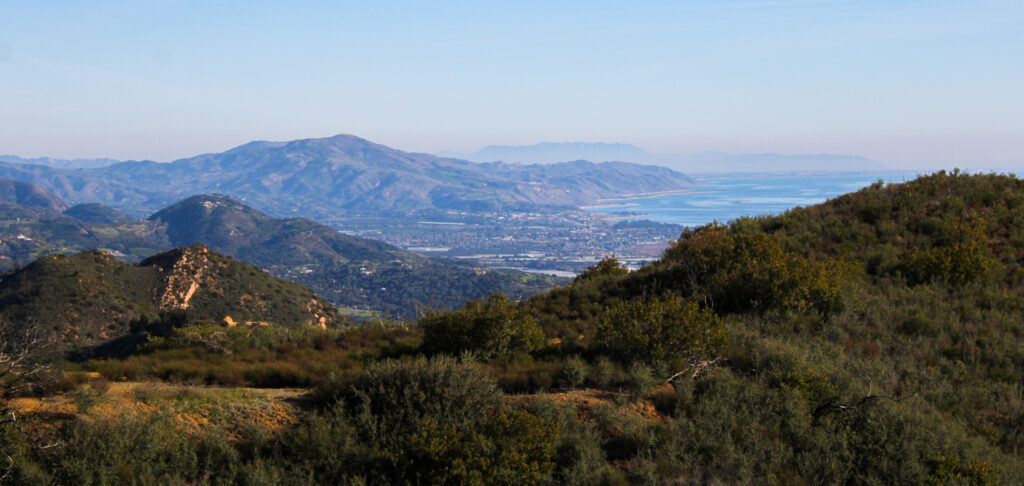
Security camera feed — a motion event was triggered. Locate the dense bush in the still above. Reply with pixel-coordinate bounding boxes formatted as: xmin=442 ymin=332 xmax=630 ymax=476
xmin=420 ymin=293 xmax=545 ymax=359
xmin=648 ymin=224 xmax=842 ymax=315
xmin=899 ymin=217 xmax=994 ymax=285
xmin=575 ymin=255 xmax=629 ymax=282
xmin=287 ymin=356 xmax=559 ymax=485
xmin=385 ymin=409 xmax=558 ymax=485
xmin=343 ymin=356 xmax=502 ymax=442
xmin=80 ymin=324 xmax=419 ymax=388
xmin=37 ymin=414 xmax=247 ymax=485
xmin=597 ymin=297 xmax=726 ymax=367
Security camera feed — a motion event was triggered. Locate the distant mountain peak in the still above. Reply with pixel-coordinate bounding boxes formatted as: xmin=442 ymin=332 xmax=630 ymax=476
xmin=0 ymin=155 xmax=121 ymax=169
xmin=180 ymin=193 xmax=244 ymax=207
xmin=154 ymin=194 xmax=260 ymax=214
xmin=0 ymin=134 xmax=694 ymax=216
xmin=228 ymin=134 xmax=381 ymax=153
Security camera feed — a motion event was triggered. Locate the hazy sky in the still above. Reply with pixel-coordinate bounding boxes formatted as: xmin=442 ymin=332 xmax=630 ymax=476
xmin=1 ymin=1 xmax=1022 ymax=168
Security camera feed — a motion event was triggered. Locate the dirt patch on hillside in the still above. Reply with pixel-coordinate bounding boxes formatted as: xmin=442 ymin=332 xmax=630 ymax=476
xmin=9 ymin=381 xmax=310 ymax=439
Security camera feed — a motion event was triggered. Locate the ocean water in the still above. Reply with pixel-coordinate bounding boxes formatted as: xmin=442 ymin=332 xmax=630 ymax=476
xmin=585 ymin=171 xmax=916 ymax=227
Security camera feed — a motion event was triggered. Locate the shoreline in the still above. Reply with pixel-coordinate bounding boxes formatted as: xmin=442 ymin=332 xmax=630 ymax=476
xmin=579 ymin=202 xmax=641 ymax=210
xmin=592 ymin=188 xmax=719 ymax=204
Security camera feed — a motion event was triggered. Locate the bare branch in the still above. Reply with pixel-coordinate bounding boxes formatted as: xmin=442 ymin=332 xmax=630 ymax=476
xmin=811 ymin=393 xmax=919 ymax=419
xmin=1 ymin=328 xmax=61 ymax=458
xmin=0 ymin=328 xmax=52 ymax=401
xmin=0 ymin=455 xmax=12 ymax=482
xmin=667 ymin=356 xmax=724 ymax=383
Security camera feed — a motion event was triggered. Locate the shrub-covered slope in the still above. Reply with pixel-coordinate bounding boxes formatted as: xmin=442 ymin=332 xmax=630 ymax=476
xmin=511 ymin=171 xmax=1024 ymax=482
xmin=62 ymin=203 xmax=134 ymax=225
xmin=150 ymin=194 xmax=564 ymax=317
xmin=0 ymin=244 xmax=343 ymax=349
xmin=0 ymin=186 xmax=561 ymax=315
xmin=7 ymin=171 xmax=1024 ymax=485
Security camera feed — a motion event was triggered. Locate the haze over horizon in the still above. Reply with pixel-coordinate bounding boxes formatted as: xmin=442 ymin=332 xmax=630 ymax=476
xmin=2 ymin=1 xmax=1022 ymax=169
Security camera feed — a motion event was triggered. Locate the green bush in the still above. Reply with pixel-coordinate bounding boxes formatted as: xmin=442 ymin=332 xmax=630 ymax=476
xmin=561 ymin=355 xmax=590 ymax=389
xmin=69 ymin=385 xmax=102 ymax=414
xmin=927 ymin=453 xmax=1000 ymax=486
xmin=420 ymin=293 xmax=545 ymax=360
xmin=592 ymin=356 xmax=624 ymax=388
xmin=575 ymin=256 xmax=629 ymax=283
xmin=525 ymin=399 xmax=609 ymax=485
xmin=597 ymin=297 xmax=726 ymax=366
xmin=346 ymin=356 xmax=502 ymax=444
xmin=647 ymin=224 xmax=842 ymax=315
xmin=901 ymin=242 xmax=993 ymax=286
xmin=387 ymin=410 xmax=558 ymax=485
xmin=624 ymin=363 xmax=658 ymax=398
xmin=40 ymin=414 xmax=242 ymax=485
xmin=283 ymin=357 xmax=558 ymax=485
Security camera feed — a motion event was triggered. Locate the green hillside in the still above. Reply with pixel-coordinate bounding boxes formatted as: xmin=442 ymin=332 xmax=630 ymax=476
xmin=0 ymin=244 xmax=344 ymax=350
xmin=513 ymin=170 xmax=1024 ymax=481
xmin=5 ymin=171 xmax=1023 ymax=485
xmin=0 ymin=183 xmax=562 ymax=315
xmin=150 ymin=194 xmax=564 ymax=317
xmin=63 ymin=203 xmax=134 ymax=225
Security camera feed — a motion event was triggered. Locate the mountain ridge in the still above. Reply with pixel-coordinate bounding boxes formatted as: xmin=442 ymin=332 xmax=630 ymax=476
xmin=0 ymin=177 xmax=69 ymax=211
xmin=0 ymin=134 xmax=694 ymax=218
xmin=0 ymin=154 xmax=122 ymax=170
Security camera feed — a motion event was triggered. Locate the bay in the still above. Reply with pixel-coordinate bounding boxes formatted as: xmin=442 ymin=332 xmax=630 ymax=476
xmin=584 ymin=171 xmax=918 ymax=227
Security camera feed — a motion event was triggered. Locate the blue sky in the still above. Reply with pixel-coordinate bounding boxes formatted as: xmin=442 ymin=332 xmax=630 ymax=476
xmin=1 ymin=1 xmax=1022 ymax=168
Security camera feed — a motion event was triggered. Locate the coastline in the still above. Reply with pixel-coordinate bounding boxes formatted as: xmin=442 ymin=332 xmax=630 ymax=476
xmin=592 ymin=188 xmax=719 ymax=204
xmin=579 ymin=202 xmax=641 ymax=210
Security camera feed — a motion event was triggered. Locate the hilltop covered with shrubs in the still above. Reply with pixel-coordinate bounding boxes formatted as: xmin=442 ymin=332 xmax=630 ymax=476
xmin=3 ymin=171 xmax=1023 ymax=484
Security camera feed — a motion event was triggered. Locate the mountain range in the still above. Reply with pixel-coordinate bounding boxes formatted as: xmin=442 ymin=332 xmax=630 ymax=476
xmin=0 ymin=179 xmax=562 ymax=317
xmin=442 ymin=142 xmax=884 ymax=173
xmin=0 ymin=135 xmax=694 ymax=219
xmin=0 ymin=154 xmax=122 ymax=170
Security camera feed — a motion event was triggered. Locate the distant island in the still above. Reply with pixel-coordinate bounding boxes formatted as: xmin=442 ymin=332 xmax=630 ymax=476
xmin=442 ymin=141 xmax=885 ymax=173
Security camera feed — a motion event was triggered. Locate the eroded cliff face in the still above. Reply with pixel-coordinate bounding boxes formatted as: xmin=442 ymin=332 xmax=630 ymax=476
xmin=305 ymin=299 xmax=332 ymax=329
xmin=146 ymin=243 xmax=344 ymax=328
xmin=156 ymin=244 xmax=211 ymax=310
